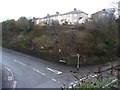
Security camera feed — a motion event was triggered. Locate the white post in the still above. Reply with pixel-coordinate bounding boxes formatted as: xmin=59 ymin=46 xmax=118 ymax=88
xmin=77 ymin=54 xmax=80 ymax=71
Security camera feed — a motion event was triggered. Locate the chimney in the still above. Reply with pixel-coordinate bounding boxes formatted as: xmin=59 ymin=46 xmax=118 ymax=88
xmin=102 ymin=9 xmax=106 ymax=11
xmin=74 ymin=8 xmax=77 ymax=11
xmin=47 ymin=14 xmax=49 ymax=16
xmin=56 ymin=12 xmax=59 ymax=15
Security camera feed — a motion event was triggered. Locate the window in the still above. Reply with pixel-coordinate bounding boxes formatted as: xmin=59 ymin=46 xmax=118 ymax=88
xmin=74 ymin=20 xmax=77 ymax=22
xmin=74 ymin=14 xmax=77 ymax=17
xmin=68 ymin=19 xmax=70 ymax=23
xmin=68 ymin=14 xmax=70 ymax=17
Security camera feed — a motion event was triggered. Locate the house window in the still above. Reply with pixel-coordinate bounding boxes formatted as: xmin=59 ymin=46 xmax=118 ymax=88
xmin=68 ymin=20 xmax=70 ymax=23
xmin=74 ymin=20 xmax=77 ymax=22
xmin=68 ymin=14 xmax=70 ymax=17
xmin=74 ymin=14 xmax=77 ymax=17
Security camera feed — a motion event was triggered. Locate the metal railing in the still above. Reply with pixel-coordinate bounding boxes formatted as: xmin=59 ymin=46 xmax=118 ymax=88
xmin=62 ymin=64 xmax=120 ymax=89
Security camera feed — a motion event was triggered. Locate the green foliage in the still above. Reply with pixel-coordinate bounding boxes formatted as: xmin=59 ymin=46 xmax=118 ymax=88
xmin=39 ymin=22 xmax=46 ymax=26
xmin=2 ymin=14 xmax=119 ymax=65
xmin=16 ymin=17 xmax=30 ymax=33
xmin=33 ymin=35 xmax=54 ymax=48
xmin=2 ymin=19 xmax=16 ymax=31
xmin=63 ymin=56 xmax=77 ymax=65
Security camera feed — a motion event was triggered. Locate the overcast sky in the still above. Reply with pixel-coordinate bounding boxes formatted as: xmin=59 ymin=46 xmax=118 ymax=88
xmin=0 ymin=0 xmax=118 ymax=22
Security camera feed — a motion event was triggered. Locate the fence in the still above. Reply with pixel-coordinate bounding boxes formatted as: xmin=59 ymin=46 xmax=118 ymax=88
xmin=62 ymin=64 xmax=120 ymax=89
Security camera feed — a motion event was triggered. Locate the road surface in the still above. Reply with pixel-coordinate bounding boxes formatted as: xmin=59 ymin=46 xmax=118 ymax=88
xmin=1 ymin=48 xmax=119 ymax=88
xmin=1 ymin=48 xmax=95 ymax=88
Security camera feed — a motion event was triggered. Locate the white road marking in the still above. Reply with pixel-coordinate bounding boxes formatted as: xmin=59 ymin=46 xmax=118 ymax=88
xmin=12 ymin=81 xmax=17 ymax=88
xmin=42 ymin=73 xmax=45 ymax=76
xmin=52 ymin=78 xmax=57 ymax=82
xmin=4 ymin=67 xmax=17 ymax=88
xmin=33 ymin=68 xmax=61 ymax=84
xmin=4 ymin=67 xmax=14 ymax=79
xmin=33 ymin=68 xmax=46 ymax=76
xmin=8 ymin=76 xmax=13 ymax=81
xmin=46 ymin=67 xmax=62 ymax=75
xmin=33 ymin=68 xmax=41 ymax=73
xmin=14 ymin=60 xmax=27 ymax=66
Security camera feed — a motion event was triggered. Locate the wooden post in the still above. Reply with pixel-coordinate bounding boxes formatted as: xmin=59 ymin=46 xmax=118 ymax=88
xmin=97 ymin=66 xmax=102 ymax=81
xmin=72 ymin=85 xmax=74 ymax=90
xmin=63 ymin=83 xmax=66 ymax=89
xmin=110 ymin=65 xmax=114 ymax=76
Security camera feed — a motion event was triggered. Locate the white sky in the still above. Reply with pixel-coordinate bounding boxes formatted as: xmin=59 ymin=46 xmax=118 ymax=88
xmin=0 ymin=0 xmax=118 ymax=22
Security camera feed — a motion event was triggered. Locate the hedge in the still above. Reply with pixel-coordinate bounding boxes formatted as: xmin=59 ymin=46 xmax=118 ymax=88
xmin=3 ymin=42 xmax=116 ymax=66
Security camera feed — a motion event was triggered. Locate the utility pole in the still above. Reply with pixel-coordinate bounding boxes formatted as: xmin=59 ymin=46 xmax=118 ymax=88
xmin=77 ymin=54 xmax=80 ymax=71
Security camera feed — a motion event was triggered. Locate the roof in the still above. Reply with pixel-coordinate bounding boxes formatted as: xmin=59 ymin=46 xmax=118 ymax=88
xmin=41 ymin=9 xmax=88 ymax=19
xmin=62 ymin=10 xmax=88 ymax=15
xmin=91 ymin=8 xmax=115 ymax=16
xmin=42 ymin=13 xmax=62 ymax=19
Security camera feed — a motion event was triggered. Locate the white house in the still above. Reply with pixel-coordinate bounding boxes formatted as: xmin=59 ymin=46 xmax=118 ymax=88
xmin=31 ymin=17 xmax=42 ymax=25
xmin=61 ymin=8 xmax=88 ymax=25
xmin=35 ymin=8 xmax=88 ymax=25
xmin=118 ymin=1 xmax=120 ymax=17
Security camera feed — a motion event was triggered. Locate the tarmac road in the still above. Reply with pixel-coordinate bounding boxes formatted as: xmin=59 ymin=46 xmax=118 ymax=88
xmin=1 ymin=48 xmax=120 ymax=88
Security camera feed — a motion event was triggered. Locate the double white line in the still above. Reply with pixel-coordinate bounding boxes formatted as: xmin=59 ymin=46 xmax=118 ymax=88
xmin=4 ymin=67 xmax=17 ymax=88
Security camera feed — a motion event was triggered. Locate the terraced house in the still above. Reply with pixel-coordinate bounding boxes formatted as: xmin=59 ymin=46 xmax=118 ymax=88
xmin=61 ymin=8 xmax=88 ymax=25
xmin=91 ymin=8 xmax=116 ymax=21
xmin=35 ymin=8 xmax=88 ymax=25
xmin=118 ymin=1 xmax=120 ymax=16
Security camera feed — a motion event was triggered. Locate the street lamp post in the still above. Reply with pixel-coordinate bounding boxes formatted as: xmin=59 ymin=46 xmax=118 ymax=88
xmin=77 ymin=54 xmax=80 ymax=71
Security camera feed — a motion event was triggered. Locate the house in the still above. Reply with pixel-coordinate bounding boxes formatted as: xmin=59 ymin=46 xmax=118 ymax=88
xmin=41 ymin=12 xmax=62 ymax=26
xmin=60 ymin=8 xmax=88 ymax=25
xmin=119 ymin=1 xmax=120 ymax=17
xmin=91 ymin=8 xmax=115 ymax=21
xmin=34 ymin=8 xmax=88 ymax=25
xmin=31 ymin=17 xmax=41 ymax=25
